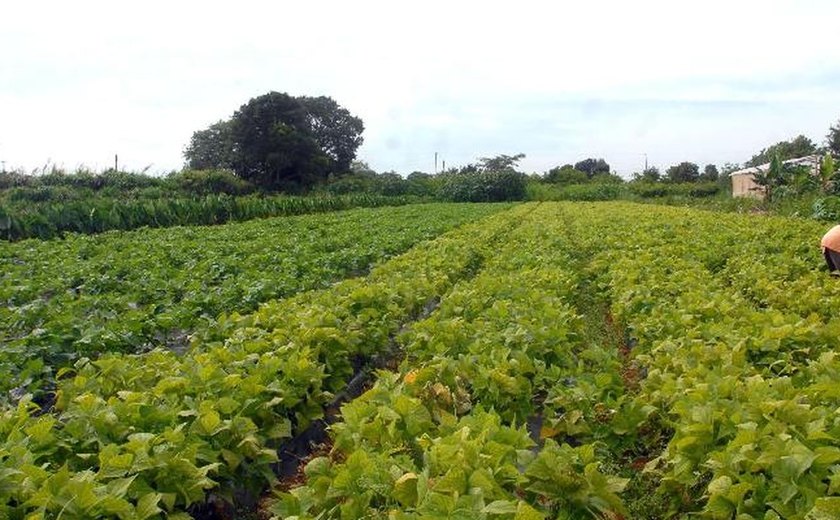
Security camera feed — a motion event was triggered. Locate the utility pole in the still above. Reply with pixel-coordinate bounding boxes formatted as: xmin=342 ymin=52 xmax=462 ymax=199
xmin=434 ymin=152 xmax=438 ymax=174
xmin=114 ymin=154 xmax=119 ymax=172
xmin=644 ymin=153 xmax=648 ymax=171
xmin=442 ymin=160 xmax=446 ymax=172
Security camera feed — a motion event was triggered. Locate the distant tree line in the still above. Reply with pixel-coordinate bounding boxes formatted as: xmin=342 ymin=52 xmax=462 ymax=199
xmin=7 ymin=89 xmax=840 ymax=212
xmin=623 ymin=163 xmax=720 ymax=184
xmin=326 ymin=154 xmax=529 ymax=202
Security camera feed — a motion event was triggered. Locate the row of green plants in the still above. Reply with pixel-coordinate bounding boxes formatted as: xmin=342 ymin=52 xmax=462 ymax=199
xmin=0 ymin=176 xmax=729 ymax=242
xmin=270 ymin=203 xmax=634 ymax=519
xmin=0 ymin=169 xmax=255 ymax=197
xmin=0 ymin=203 xmax=507 ymax=401
xmin=0 ymin=191 xmax=423 ymax=241
xmin=525 ymin=180 xmax=722 ymax=202
xmin=0 ymin=204 xmax=530 ymax=518
xmin=560 ymin=202 xmax=840 ymax=518
xmin=0 ymin=162 xmax=532 ymax=241
xmin=273 ymin=201 xmax=840 ymax=518
xmin=6 ymin=200 xmax=839 ymax=518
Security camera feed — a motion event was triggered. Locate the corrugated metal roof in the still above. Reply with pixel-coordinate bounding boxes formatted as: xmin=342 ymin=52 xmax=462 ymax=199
xmin=729 ymin=154 xmax=822 ymax=176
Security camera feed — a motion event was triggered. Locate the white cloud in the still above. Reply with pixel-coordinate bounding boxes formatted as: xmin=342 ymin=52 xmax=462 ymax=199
xmin=1 ymin=0 xmax=839 ymax=175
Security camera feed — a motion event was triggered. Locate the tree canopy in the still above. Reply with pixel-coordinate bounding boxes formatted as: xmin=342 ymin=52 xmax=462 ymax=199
xmin=476 ymin=153 xmax=526 ymax=172
xmin=573 ymin=158 xmax=611 ymax=178
xmin=632 ymin=167 xmax=661 ymax=182
xmin=184 ymin=120 xmax=234 ymax=171
xmin=700 ymin=164 xmax=719 ymax=182
xmin=184 ymin=92 xmax=364 ymax=192
xmin=665 ymin=162 xmax=700 ymax=183
xmin=545 ymin=165 xmax=588 ymax=185
xmin=746 ymin=135 xmax=816 ymax=167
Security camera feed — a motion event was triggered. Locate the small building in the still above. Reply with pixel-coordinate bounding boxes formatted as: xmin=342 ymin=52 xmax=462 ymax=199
xmin=730 ymin=154 xmax=822 ymax=198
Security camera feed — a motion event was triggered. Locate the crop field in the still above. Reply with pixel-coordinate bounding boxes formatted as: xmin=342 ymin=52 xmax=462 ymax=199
xmin=0 ymin=203 xmax=508 ymax=401
xmin=2 ymin=201 xmax=840 ymax=519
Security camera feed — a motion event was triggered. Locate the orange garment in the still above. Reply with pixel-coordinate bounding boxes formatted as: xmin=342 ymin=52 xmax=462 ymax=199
xmin=822 ymin=225 xmax=840 ymax=252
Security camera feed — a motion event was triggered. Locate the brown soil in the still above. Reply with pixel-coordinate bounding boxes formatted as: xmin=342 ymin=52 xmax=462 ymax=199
xmin=604 ymin=309 xmax=643 ymax=392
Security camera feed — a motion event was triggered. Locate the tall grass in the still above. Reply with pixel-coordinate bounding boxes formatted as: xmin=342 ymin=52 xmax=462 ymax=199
xmin=0 ymin=193 xmax=417 ymax=241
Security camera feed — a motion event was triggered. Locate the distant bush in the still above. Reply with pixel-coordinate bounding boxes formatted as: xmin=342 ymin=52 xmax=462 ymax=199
xmin=556 ymin=183 xmax=624 ymax=201
xmin=0 ymin=171 xmax=34 ymax=190
xmin=373 ymin=172 xmax=409 ymax=196
xmin=4 ymin=185 xmax=84 ymax=203
xmin=526 ymin=180 xmax=720 ymax=202
xmin=323 ymin=171 xmax=439 ymax=198
xmin=687 ymin=183 xmax=721 ymax=197
xmin=628 ymin=181 xmax=720 ymax=199
xmin=544 ymin=166 xmax=588 ymax=185
xmin=37 ymin=170 xmax=166 ymax=191
xmin=527 ymin=182 xmax=624 ymax=201
xmin=405 ymin=172 xmax=441 ymax=197
xmin=0 ymin=169 xmax=173 ymax=198
xmin=439 ymin=170 xmax=526 ymax=202
xmin=0 ymin=168 xmax=269 ymax=200
xmin=322 ymin=173 xmax=371 ymax=195
xmin=173 ymin=169 xmax=256 ymax=196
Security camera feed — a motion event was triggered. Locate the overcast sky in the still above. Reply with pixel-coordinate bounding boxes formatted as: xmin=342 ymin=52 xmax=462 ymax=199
xmin=2 ymin=1 xmax=840 ymax=177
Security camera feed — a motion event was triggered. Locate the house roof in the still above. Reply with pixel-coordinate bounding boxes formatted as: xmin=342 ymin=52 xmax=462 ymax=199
xmin=730 ymin=154 xmax=822 ymax=176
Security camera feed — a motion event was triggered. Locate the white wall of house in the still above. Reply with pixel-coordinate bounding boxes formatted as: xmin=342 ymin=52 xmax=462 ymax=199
xmin=731 ymin=173 xmax=766 ymax=198
xmin=730 ymin=154 xmax=821 ymax=199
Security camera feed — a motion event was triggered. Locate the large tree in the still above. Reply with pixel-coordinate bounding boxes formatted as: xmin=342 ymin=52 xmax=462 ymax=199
xmin=184 ymin=92 xmax=364 ymax=191
xmin=477 ymin=153 xmax=525 ymax=172
xmin=297 ymin=96 xmax=365 ymax=173
xmin=228 ymin=92 xmax=324 ymax=191
xmin=746 ymin=135 xmax=816 ymax=167
xmin=573 ymin=158 xmax=611 ymax=178
xmin=700 ymin=164 xmax=719 ymax=182
xmin=183 ymin=120 xmax=234 ymax=170
xmin=665 ymin=162 xmax=700 ymax=183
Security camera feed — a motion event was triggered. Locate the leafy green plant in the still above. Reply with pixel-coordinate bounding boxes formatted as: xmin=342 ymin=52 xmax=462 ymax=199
xmin=439 ymin=171 xmax=527 ymax=202
xmin=812 ymin=196 xmax=840 ymax=221
xmin=0 ymin=203 xmax=507 ymax=400
xmin=525 ymin=441 xmax=628 ymax=519
xmin=0 ymin=204 xmax=528 ymax=518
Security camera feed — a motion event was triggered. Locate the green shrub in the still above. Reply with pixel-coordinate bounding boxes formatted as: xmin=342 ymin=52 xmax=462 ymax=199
xmin=323 ymin=172 xmax=436 ymax=198
xmin=439 ymin=170 xmax=526 ymax=202
xmin=544 ymin=166 xmax=588 ymax=185
xmin=4 ymin=185 xmax=83 ymax=203
xmin=374 ymin=172 xmax=409 ymax=196
xmin=628 ymin=181 xmax=720 ymax=199
xmin=174 ymin=169 xmax=255 ymax=196
xmin=0 ymin=171 xmax=34 ymax=189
